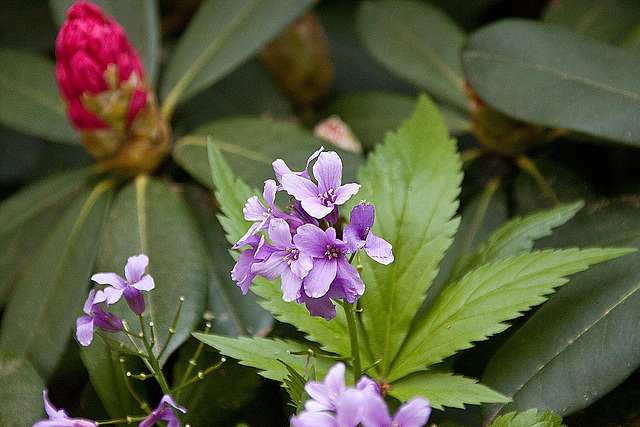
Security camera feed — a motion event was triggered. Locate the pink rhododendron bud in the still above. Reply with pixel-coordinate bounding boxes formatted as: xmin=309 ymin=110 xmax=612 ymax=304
xmin=313 ymin=115 xmax=362 ymax=154
xmin=55 ymin=1 xmax=169 ymax=174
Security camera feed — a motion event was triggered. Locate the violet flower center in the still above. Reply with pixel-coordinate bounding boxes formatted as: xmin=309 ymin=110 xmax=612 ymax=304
xmin=283 ymin=247 xmax=300 ymax=264
xmin=325 ymin=245 xmax=340 ymax=259
xmin=318 ymin=188 xmax=337 ymax=206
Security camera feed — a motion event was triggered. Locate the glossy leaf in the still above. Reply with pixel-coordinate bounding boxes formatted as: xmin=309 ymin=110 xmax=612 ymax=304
xmin=0 ymin=181 xmax=113 ymax=378
xmin=79 ymin=338 xmax=144 ymax=419
xmin=390 ymin=247 xmax=633 ymax=383
xmin=95 ymin=176 xmax=208 ymax=363
xmin=389 ymin=371 xmax=508 ymax=411
xmin=323 ymin=92 xmax=470 ymax=151
xmin=489 ymin=409 xmax=564 ymax=427
xmin=49 ymin=0 xmax=161 ymax=83
xmin=357 ymin=0 xmax=467 ymax=110
xmin=174 ymin=117 xmax=363 ymax=190
xmin=0 ymin=349 xmax=45 ymax=426
xmin=193 ymin=334 xmax=336 ymax=382
xmin=462 ymin=19 xmax=640 ymax=145
xmin=543 ymin=0 xmax=640 ymax=49
xmin=0 ymin=48 xmax=78 ymax=144
xmin=483 ymin=201 xmax=640 ymax=419
xmin=181 ymin=185 xmax=273 ymax=337
xmin=357 ymin=95 xmax=462 ymax=376
xmin=160 ymin=0 xmax=316 ymax=108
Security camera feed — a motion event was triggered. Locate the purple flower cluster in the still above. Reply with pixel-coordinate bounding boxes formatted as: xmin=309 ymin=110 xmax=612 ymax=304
xmin=76 ymin=254 xmax=154 ymax=346
xmin=290 ymin=363 xmax=431 ymax=427
xmin=232 ymin=148 xmax=393 ymax=320
xmin=35 ymin=390 xmax=185 ymax=426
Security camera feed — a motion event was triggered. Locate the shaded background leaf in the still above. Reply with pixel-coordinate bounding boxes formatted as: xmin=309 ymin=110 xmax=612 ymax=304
xmin=0 ymin=349 xmax=45 ymax=426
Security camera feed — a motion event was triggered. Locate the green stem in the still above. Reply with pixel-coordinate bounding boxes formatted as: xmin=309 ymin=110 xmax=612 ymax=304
xmin=97 ymin=416 xmax=147 ymax=425
xmin=171 ymin=359 xmax=225 ymax=394
xmin=516 ymin=155 xmax=561 ymax=206
xmin=342 ymin=300 xmax=361 ymax=382
xmin=158 ymin=297 xmax=184 ymax=361
xmin=176 ymin=322 xmax=212 ymax=399
xmin=118 ymin=357 xmax=151 ymax=414
xmin=138 ymin=315 xmax=172 ymax=395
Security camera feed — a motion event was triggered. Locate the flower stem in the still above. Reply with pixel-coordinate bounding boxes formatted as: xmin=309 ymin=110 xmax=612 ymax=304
xmin=175 ymin=321 xmax=212 ymax=399
xmin=138 ymin=315 xmax=172 ymax=395
xmin=158 ymin=296 xmax=185 ymax=360
xmin=118 ymin=357 xmax=151 ymax=414
xmin=342 ymin=300 xmax=362 ymax=382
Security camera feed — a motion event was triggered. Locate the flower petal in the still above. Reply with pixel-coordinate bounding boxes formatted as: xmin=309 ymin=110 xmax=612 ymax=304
xmin=91 ymin=272 xmax=126 ymax=289
xmin=364 ymin=233 xmax=394 ymax=265
xmin=124 ymin=254 xmax=149 ymax=283
xmin=290 ymin=252 xmax=313 ymax=279
xmin=302 ymin=295 xmax=336 ymax=320
xmin=291 ymin=411 xmax=338 ymax=427
xmin=343 ymin=224 xmax=366 ymax=254
xmin=281 ymin=173 xmax=318 ymax=201
xmin=268 ymin=218 xmax=293 ymax=249
xmin=335 ymin=388 xmax=366 ymax=427
xmin=293 ymin=224 xmax=330 ymax=258
xmin=252 ymin=251 xmax=288 ymax=281
xmin=313 ymin=151 xmax=342 ymax=193
xmin=263 ymin=179 xmax=278 ymax=209
xmin=391 ymin=397 xmax=431 ymax=427
xmin=132 ymin=274 xmax=155 ymax=291
xmin=361 ymin=393 xmax=393 ymax=427
xmin=102 ymin=287 xmax=124 ymax=306
xmin=243 ymin=196 xmax=268 ymax=221
xmin=335 ymin=257 xmax=365 ymax=303
xmin=334 ymin=183 xmax=361 ymax=205
xmin=350 ymin=203 xmax=375 ymax=229
xmin=76 ymin=316 xmax=95 ymax=346
xmin=304 ymin=258 xmax=336 ymax=298
xmin=301 ymin=197 xmax=334 ymax=219
xmin=281 ymin=269 xmax=303 ymax=302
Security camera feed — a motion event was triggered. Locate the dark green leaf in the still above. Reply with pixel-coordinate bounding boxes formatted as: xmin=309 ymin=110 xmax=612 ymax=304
xmin=193 ymin=334 xmax=336 ymax=382
xmin=357 ymin=95 xmax=462 ymax=377
xmin=483 ymin=200 xmax=640 ymax=419
xmin=96 ymin=176 xmax=208 ymax=363
xmin=0 ymin=181 xmax=113 ymax=378
xmin=0 ymin=349 xmax=45 ymax=426
xmin=160 ymin=0 xmax=316 ymax=108
xmin=49 ymin=0 xmax=161 ymax=83
xmin=389 ymin=371 xmax=508 ymax=411
xmin=323 ymin=92 xmax=470 ymax=151
xmin=489 ymin=409 xmax=564 ymax=427
xmin=357 ymin=0 xmax=468 ymax=110
xmin=0 ymin=48 xmax=79 ymax=144
xmin=181 ymin=185 xmax=273 ymax=337
xmin=279 ymin=359 xmax=308 ymax=410
xmin=174 ymin=117 xmax=363 ymax=190
xmin=462 ymin=19 xmax=640 ymax=145
xmin=390 ymin=247 xmax=633 ymax=383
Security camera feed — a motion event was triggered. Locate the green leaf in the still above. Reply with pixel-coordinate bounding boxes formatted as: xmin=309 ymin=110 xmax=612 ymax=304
xmin=542 ymin=0 xmax=640 ymax=49
xmin=49 ymin=0 xmax=161 ymax=83
xmin=181 ymin=185 xmax=273 ymax=337
xmin=389 ymin=247 xmax=634 ymax=383
xmin=193 ymin=334 xmax=337 ymax=383
xmin=489 ymin=409 xmax=564 ymax=427
xmin=79 ymin=338 xmax=145 ymax=419
xmin=280 ymin=359 xmax=309 ymax=411
xmin=0 ymin=349 xmax=45 ymax=426
xmin=0 ymin=48 xmax=79 ymax=144
xmin=450 ymin=201 xmax=584 ymax=283
xmin=205 ymin=142 xmax=359 ymax=365
xmin=357 ymin=0 xmax=468 ymax=110
xmin=389 ymin=371 xmax=509 ymax=411
xmin=96 ymin=176 xmax=208 ymax=363
xmin=174 ymin=117 xmax=363 ymax=191
xmin=357 ymin=95 xmax=462 ymax=377
xmin=323 ymin=92 xmax=471 ymax=151
xmin=483 ymin=200 xmax=640 ymax=419
xmin=0 ymin=181 xmax=113 ymax=378
xmin=160 ymin=0 xmax=316 ymax=109
xmin=462 ymin=19 xmax=640 ymax=145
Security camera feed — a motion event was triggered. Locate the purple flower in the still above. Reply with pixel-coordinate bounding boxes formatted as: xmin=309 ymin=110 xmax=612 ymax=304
xmin=344 ymin=203 xmax=394 ymax=265
xmin=76 ymin=289 xmax=123 ymax=346
xmin=291 ymin=388 xmax=365 ymax=427
xmin=281 ymin=151 xmax=360 ymax=220
xmin=91 ymin=254 xmax=155 ymax=315
xmin=272 ymin=147 xmax=324 ymax=188
xmin=252 ymin=218 xmax=313 ymax=301
xmin=139 ymin=394 xmax=187 ymax=427
xmin=34 ymin=390 xmax=97 ymax=427
xmin=235 ymin=179 xmax=289 ymax=248
xmin=362 ymin=395 xmax=431 ymax=427
xmin=231 ymin=234 xmax=268 ymax=294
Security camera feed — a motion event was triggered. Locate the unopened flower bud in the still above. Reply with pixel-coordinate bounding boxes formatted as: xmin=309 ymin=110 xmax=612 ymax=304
xmin=55 ymin=1 xmax=169 ymax=174
xmin=313 ymin=115 xmax=362 ymax=154
xmin=465 ymin=80 xmax=550 ymax=157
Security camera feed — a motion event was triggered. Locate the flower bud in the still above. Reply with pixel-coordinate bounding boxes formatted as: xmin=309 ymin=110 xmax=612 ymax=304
xmin=465 ymin=80 xmax=550 ymax=157
xmin=55 ymin=1 xmax=169 ymax=174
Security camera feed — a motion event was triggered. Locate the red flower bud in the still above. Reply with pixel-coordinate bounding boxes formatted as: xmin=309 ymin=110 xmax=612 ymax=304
xmin=55 ymin=1 xmax=169 ymax=174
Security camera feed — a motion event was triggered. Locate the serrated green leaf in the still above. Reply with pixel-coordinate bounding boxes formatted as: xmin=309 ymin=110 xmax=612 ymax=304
xmin=160 ymin=0 xmax=316 ymax=111
xmin=357 ymin=0 xmax=467 ymax=110
xmin=49 ymin=0 xmax=161 ymax=84
xmin=483 ymin=200 xmax=640 ymax=419
xmin=193 ymin=334 xmax=336 ymax=383
xmin=79 ymin=338 xmax=145 ymax=419
xmin=0 ymin=48 xmax=79 ymax=144
xmin=322 ymin=92 xmax=471 ymax=151
xmin=279 ymin=359 xmax=308 ymax=409
xmin=389 ymin=371 xmax=509 ymax=411
xmin=489 ymin=409 xmax=564 ymax=427
xmin=0 ymin=349 xmax=45 ymax=426
xmin=462 ymin=19 xmax=640 ymax=145
xmin=0 ymin=181 xmax=112 ymax=378
xmin=96 ymin=177 xmax=208 ymax=363
xmin=389 ymin=247 xmax=634 ymax=382
xmin=450 ymin=201 xmax=584 ymax=283
xmin=357 ymin=95 xmax=462 ymax=377
xmin=175 ymin=117 xmax=362 ymax=191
